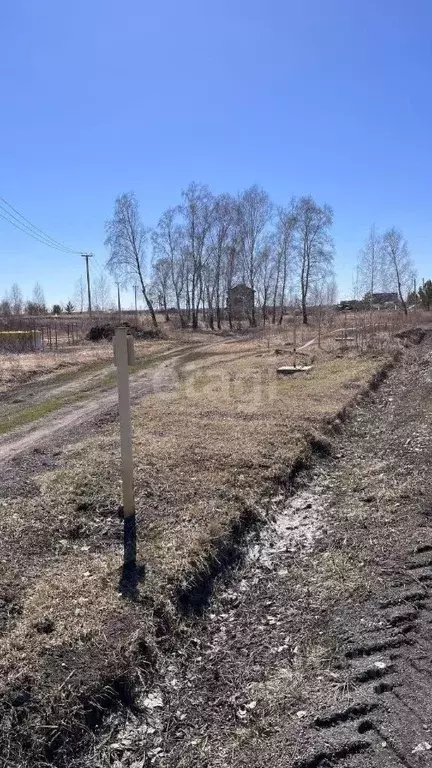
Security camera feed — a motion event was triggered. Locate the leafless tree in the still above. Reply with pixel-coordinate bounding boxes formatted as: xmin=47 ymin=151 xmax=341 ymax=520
xmin=294 ymin=196 xmax=334 ymax=325
xmin=32 ymin=282 xmax=46 ymax=314
xmin=152 ymin=208 xmax=187 ymax=326
xmin=10 ymin=283 xmax=23 ymax=314
xmin=257 ymin=240 xmax=276 ymax=325
xmin=272 ymin=203 xmax=296 ymax=324
xmin=0 ymin=291 xmax=11 ymax=316
xmin=357 ymin=224 xmax=386 ymax=303
xmin=93 ymin=272 xmax=113 ymax=312
xmin=105 ymin=192 xmax=157 ymax=327
xmin=179 ymin=183 xmax=213 ymax=329
xmin=237 ymin=185 xmax=272 ymax=326
xmin=151 ymin=257 xmax=172 ymax=321
xmin=224 ymin=245 xmax=239 ymax=329
xmin=325 ymin=276 xmax=338 ymax=306
xmin=381 ymin=227 xmax=414 ymax=315
xmin=205 ymin=194 xmax=236 ymax=329
xmin=74 ymin=276 xmax=85 ymax=313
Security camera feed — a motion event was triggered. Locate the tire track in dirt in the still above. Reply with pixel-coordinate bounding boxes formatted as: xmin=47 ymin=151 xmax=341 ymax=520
xmin=0 ymin=367 xmax=175 ymax=463
xmin=0 ymin=339 xmax=251 ymax=463
xmin=0 ymin=342 xmax=211 ymax=463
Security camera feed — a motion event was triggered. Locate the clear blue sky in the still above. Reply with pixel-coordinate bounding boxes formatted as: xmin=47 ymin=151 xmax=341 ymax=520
xmin=1 ymin=0 xmax=431 ymax=306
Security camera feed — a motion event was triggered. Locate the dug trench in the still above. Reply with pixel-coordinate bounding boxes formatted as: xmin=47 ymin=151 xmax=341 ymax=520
xmin=68 ymin=331 xmax=432 ymax=768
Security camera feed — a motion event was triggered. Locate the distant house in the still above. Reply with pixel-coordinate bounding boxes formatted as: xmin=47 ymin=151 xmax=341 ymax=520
xmin=337 ymin=299 xmax=364 ymax=311
xmin=227 ymin=284 xmax=255 ymax=320
xmin=364 ymin=292 xmax=398 ymax=309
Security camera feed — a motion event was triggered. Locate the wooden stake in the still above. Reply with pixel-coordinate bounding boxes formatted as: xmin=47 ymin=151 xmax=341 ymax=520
xmin=114 ymin=327 xmax=136 ymax=567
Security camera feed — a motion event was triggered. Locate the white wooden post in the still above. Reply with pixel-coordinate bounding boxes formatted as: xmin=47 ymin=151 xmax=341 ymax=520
xmin=114 ymin=327 xmax=136 ymax=567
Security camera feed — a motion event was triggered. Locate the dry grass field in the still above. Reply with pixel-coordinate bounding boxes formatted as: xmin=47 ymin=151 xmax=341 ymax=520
xmin=0 ymin=310 xmax=428 ymax=765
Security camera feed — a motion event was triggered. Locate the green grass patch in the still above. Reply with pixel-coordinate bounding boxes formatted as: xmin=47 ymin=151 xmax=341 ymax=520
xmin=0 ymin=391 xmax=93 ymax=435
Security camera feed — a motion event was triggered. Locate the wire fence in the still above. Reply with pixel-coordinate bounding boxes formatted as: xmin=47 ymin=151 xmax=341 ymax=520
xmin=0 ymin=316 xmax=86 ymax=352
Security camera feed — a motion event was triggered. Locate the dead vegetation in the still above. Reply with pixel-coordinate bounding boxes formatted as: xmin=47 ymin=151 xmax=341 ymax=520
xmin=80 ymin=328 xmax=432 ymax=768
xmin=0 ymin=339 xmax=175 ymax=394
xmin=0 ymin=319 xmax=422 ymax=765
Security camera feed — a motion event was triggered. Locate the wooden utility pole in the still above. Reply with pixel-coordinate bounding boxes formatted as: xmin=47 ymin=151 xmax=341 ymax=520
xmin=81 ymin=254 xmax=93 ymax=317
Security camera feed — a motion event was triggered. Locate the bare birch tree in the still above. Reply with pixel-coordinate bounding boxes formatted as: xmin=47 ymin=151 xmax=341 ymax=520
xmin=206 ymin=194 xmax=236 ymax=329
xmin=272 ymin=203 xmax=296 ymax=324
xmin=152 ymin=208 xmax=187 ymax=326
xmin=381 ymin=227 xmax=414 ymax=315
xmin=32 ymin=283 xmax=46 ymax=314
xmin=294 ymin=196 xmax=334 ymax=324
xmin=74 ymin=276 xmax=85 ymax=313
xmin=93 ymin=272 xmax=113 ymax=312
xmin=151 ymin=257 xmax=172 ymax=321
xmin=105 ymin=192 xmax=157 ymax=327
xmin=179 ymin=183 xmax=213 ymax=329
xmin=237 ymin=185 xmax=272 ymax=326
xmin=357 ymin=224 xmax=385 ymax=303
xmin=257 ymin=239 xmax=276 ymax=325
xmin=10 ymin=283 xmax=23 ymax=315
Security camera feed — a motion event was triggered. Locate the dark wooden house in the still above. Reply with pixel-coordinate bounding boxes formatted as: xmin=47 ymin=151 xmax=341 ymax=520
xmin=227 ymin=284 xmax=255 ymax=320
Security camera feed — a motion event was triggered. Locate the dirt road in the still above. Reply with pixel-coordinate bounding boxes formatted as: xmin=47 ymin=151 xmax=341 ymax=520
xmin=0 ymin=339 xmax=255 ymax=463
xmin=83 ymin=332 xmax=432 ymax=767
xmin=0 ymin=342 xmax=203 ymax=462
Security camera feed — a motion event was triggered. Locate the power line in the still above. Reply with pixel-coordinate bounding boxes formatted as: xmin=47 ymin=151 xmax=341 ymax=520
xmin=0 ymin=210 xmax=79 ymax=253
xmin=0 ymin=196 xmax=81 ymax=254
xmin=0 ymin=196 xmax=79 ymax=253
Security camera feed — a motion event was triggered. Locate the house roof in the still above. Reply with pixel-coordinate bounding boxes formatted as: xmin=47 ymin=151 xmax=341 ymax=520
xmin=230 ymin=283 xmax=254 ymax=293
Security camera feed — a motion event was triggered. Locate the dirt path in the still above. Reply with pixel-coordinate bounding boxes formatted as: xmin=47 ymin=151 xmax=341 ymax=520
xmin=0 ymin=339 xmax=250 ymax=463
xmin=81 ymin=333 xmax=432 ymax=768
xmin=0 ymin=366 xmax=176 ymax=463
xmin=0 ymin=343 xmax=207 ymax=463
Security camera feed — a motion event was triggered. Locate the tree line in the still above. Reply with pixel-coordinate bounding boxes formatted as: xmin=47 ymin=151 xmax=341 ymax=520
xmin=105 ymin=184 xmax=336 ymax=327
xmin=0 ymin=273 xmax=115 ymax=317
xmin=0 ymin=282 xmax=47 ymax=316
xmin=0 ymin=281 xmax=77 ymax=316
xmin=2 ymin=185 xmax=428 ymax=325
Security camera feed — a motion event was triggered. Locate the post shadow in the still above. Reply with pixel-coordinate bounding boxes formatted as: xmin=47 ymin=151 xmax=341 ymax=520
xmin=118 ymin=512 xmax=145 ymax=598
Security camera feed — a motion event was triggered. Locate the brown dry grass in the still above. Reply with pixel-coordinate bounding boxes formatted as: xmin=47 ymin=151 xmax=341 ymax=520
xmin=0 ymin=329 xmax=397 ymax=765
xmin=0 ymin=339 xmax=178 ymax=394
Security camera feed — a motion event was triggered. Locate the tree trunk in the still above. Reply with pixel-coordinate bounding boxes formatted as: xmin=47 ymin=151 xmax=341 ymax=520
xmin=140 ymin=280 xmax=158 ymax=327
xmin=262 ymin=291 xmax=268 ymax=325
xmin=250 ymin=289 xmax=256 ymax=326
xmin=272 ymin=257 xmax=281 ymax=324
xmin=279 ymin=259 xmax=287 ymax=325
xmin=300 ymin=250 xmax=308 ymax=324
xmin=136 ymin=261 xmax=158 ymax=328
xmin=216 ymin=301 xmax=222 ymax=329
xmin=215 ymin=268 xmax=222 ymax=329
xmin=395 ymin=263 xmax=408 ymax=315
xmin=301 ymin=291 xmax=308 ymax=325
xmin=174 ymin=288 xmax=186 ymax=327
xmin=163 ymin=295 xmax=169 ymax=322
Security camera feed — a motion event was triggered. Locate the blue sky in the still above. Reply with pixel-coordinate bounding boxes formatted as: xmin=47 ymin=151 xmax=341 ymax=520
xmin=0 ymin=0 xmax=431 ymax=306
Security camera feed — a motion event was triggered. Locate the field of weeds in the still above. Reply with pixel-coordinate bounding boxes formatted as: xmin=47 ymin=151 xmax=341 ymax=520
xmin=0 ymin=319 xmax=402 ymax=766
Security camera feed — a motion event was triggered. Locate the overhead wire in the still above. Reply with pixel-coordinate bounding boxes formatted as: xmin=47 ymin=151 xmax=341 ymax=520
xmin=0 ymin=196 xmax=82 ymax=254
xmin=0 ymin=196 xmax=80 ymax=253
xmin=0 ymin=210 xmax=79 ymax=253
